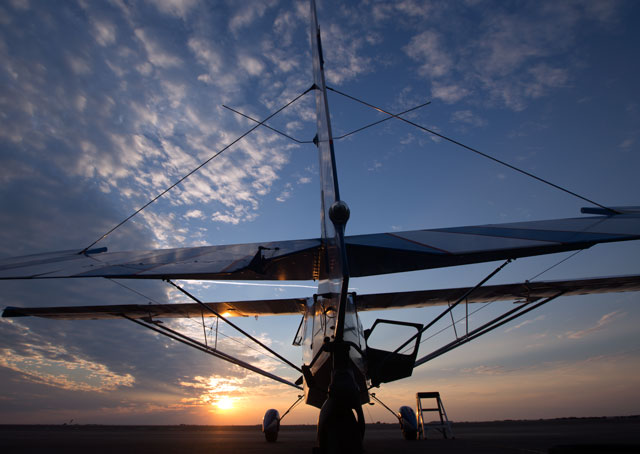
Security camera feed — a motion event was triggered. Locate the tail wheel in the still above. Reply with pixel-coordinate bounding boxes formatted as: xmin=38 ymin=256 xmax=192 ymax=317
xmin=317 ymin=398 xmax=364 ymax=454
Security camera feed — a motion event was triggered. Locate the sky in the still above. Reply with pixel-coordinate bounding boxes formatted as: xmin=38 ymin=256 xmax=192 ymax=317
xmin=1 ymin=0 xmax=640 ymax=426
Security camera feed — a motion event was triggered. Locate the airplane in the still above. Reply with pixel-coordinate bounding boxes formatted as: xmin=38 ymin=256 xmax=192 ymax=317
xmin=2 ymin=1 xmax=640 ymax=453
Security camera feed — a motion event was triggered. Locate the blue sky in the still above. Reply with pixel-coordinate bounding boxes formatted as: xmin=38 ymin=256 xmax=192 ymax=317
xmin=1 ymin=0 xmax=640 ymax=425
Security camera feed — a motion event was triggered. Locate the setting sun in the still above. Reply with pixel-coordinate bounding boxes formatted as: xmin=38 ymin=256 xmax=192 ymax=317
xmin=216 ymin=396 xmax=234 ymax=411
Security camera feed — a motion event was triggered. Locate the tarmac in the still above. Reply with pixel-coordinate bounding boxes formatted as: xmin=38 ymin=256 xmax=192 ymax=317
xmin=1 ymin=417 xmax=639 ymax=453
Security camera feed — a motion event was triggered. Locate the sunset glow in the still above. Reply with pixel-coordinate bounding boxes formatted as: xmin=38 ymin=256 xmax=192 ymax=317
xmin=1 ymin=0 xmax=640 ymax=427
xmin=215 ymin=396 xmax=234 ymax=411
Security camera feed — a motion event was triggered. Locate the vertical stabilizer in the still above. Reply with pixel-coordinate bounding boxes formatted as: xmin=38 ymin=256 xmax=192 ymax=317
xmin=310 ymin=0 xmax=350 ymax=340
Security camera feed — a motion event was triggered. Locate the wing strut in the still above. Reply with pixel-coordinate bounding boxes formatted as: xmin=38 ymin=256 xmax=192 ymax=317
xmin=414 ymin=292 xmax=563 ymax=368
xmin=124 ymin=315 xmax=302 ymax=390
xmin=392 ymin=259 xmax=512 ymax=357
xmin=166 ymin=279 xmax=302 ymax=373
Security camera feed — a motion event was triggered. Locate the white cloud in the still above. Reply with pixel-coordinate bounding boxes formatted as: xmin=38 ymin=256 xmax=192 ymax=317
xmin=92 ymin=19 xmax=116 ymax=46
xmin=524 ymin=64 xmax=569 ymax=98
xmin=188 ymin=37 xmax=222 ymax=75
xmin=184 ymin=209 xmax=204 ymax=220
xmin=211 ymin=211 xmax=241 ymax=225
xmin=229 ymin=1 xmax=276 ymax=34
xmin=451 ymin=110 xmax=486 ymax=127
xmin=367 ymin=160 xmax=382 ymax=172
xmin=66 ymin=54 xmax=92 ymax=75
xmin=239 ymin=55 xmax=265 ymax=77
xmin=564 ymin=310 xmax=625 ymax=340
xmin=136 ymin=62 xmax=153 ymax=75
xmin=372 ymin=0 xmax=432 ymax=22
xmin=460 ymin=365 xmax=508 ymax=376
xmin=0 ymin=327 xmax=135 ymax=393
xmin=322 ymin=23 xmax=372 ymax=85
xmin=276 ymin=182 xmax=293 ymax=203
xmin=74 ymin=94 xmax=87 ymax=112
xmin=135 ymin=28 xmax=181 ymax=68
xmin=431 ymin=82 xmax=469 ymax=103
xmin=404 ymin=30 xmax=452 ymax=78
xmin=146 ymin=0 xmax=198 ymax=19
xmin=505 ymin=315 xmax=545 ymax=333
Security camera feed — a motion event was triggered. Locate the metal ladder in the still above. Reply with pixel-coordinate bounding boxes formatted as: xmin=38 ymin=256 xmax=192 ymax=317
xmin=416 ymin=392 xmax=454 ymax=439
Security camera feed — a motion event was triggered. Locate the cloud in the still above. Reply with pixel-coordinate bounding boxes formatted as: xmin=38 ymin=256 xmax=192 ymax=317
xmin=147 ymin=0 xmax=198 ymax=20
xmin=398 ymin=2 xmax=625 ymax=110
xmin=276 ymin=182 xmax=293 ymax=202
xmin=134 ymin=28 xmax=181 ymax=68
xmin=91 ymin=19 xmax=117 ymax=46
xmin=404 ymin=30 xmax=452 ymax=78
xmin=8 ymin=0 xmax=29 ymax=11
xmin=188 ymin=36 xmax=223 ymax=76
xmin=367 ymin=160 xmax=382 ymax=172
xmin=504 ymin=315 xmax=545 ymax=333
xmin=239 ymin=55 xmax=265 ymax=77
xmin=451 ymin=110 xmax=486 ymax=127
xmin=229 ymin=1 xmax=276 ymax=34
xmin=322 ymin=23 xmax=372 ymax=85
xmin=460 ymin=365 xmax=508 ymax=376
xmin=431 ymin=82 xmax=470 ymax=104
xmin=524 ymin=64 xmax=569 ymax=98
xmin=0 ymin=320 xmax=136 ymax=393
xmin=184 ymin=209 xmax=205 ymax=219
xmin=564 ymin=310 xmax=625 ymax=340
xmin=1 ymin=342 xmax=135 ymax=393
xmin=372 ymin=0 xmax=433 ymax=22
xmin=211 ymin=211 xmax=242 ymax=225
xmin=619 ymin=138 xmax=634 ymax=150
xmin=66 ymin=53 xmax=92 ymax=75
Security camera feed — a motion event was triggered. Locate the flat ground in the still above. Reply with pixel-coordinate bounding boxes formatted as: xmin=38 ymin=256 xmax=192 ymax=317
xmin=1 ymin=417 xmax=639 ymax=453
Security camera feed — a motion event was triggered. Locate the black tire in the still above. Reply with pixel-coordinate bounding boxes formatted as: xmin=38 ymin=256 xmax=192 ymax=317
xmin=318 ymin=399 xmax=363 ymax=454
xmin=265 ymin=430 xmax=278 ymax=442
xmin=402 ymin=428 xmax=417 ymax=441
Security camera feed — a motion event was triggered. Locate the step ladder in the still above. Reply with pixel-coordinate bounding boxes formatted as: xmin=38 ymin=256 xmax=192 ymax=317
xmin=416 ymin=392 xmax=454 ymax=439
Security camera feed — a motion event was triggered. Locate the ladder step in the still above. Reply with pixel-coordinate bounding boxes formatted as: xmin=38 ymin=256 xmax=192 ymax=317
xmin=416 ymin=391 xmax=454 ymax=440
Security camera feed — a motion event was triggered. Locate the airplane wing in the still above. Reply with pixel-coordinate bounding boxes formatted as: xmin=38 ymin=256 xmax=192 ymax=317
xmin=0 ymin=211 xmax=639 ymax=281
xmin=4 ymin=275 xmax=640 ymax=320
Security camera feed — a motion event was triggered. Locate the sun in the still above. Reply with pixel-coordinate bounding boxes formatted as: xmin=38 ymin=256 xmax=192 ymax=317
xmin=216 ymin=396 xmax=234 ymax=411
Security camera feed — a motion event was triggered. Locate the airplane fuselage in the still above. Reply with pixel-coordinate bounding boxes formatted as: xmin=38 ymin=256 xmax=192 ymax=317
xmin=299 ymin=286 xmax=369 ymax=408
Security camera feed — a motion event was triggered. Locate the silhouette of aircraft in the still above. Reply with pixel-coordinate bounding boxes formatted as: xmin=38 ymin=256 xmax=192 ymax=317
xmin=2 ymin=1 xmax=640 ymax=452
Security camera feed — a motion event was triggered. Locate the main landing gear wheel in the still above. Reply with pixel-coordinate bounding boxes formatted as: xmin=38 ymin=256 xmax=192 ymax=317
xmin=262 ymin=409 xmax=280 ymax=442
xmin=399 ymin=405 xmax=418 ymax=441
xmin=317 ymin=397 xmax=365 ymax=454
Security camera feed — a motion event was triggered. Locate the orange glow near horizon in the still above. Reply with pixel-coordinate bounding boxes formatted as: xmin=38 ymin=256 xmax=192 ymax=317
xmin=215 ymin=396 xmax=234 ymax=411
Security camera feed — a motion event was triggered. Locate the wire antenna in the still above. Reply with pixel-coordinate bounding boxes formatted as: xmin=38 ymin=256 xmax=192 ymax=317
xmin=327 ymin=86 xmax=617 ymax=214
xmin=223 ymin=100 xmax=431 ymax=144
xmin=79 ymin=87 xmax=314 ymax=254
